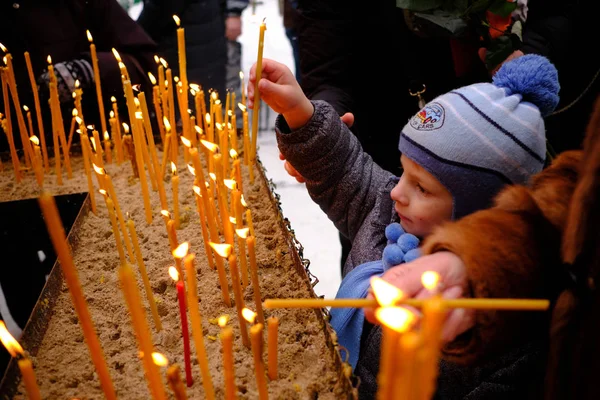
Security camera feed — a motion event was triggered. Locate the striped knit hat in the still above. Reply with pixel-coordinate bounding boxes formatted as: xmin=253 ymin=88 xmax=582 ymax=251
xmin=398 ymin=54 xmax=560 ymax=219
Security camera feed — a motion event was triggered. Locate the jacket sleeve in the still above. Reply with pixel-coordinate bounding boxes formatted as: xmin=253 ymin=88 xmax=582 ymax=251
xmin=275 ymin=100 xmax=394 ymax=241
xmin=420 ymin=151 xmax=582 ymax=365
xmin=89 ymin=0 xmax=158 ymax=100
xmin=296 ymin=0 xmax=356 ymax=116
xmin=137 ymin=0 xmax=187 ymax=41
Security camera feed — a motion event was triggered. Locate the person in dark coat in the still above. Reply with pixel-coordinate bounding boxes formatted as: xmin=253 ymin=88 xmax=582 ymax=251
xmin=0 ymin=0 xmax=157 ymax=153
xmin=137 ymin=0 xmax=227 ymax=103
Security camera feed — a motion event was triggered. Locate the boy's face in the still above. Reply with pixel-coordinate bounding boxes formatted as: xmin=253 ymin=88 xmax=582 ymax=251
xmin=390 ymin=155 xmax=453 ymax=238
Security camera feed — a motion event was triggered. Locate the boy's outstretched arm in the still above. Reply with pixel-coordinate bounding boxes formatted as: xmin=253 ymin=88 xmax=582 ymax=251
xmin=247 ymin=58 xmax=314 ymax=130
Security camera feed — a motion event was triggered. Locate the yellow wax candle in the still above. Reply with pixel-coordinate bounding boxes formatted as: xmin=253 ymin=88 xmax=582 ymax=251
xmin=111 ymin=98 xmax=124 ymax=164
xmin=104 ymin=173 xmax=136 ymax=263
xmin=139 ymin=92 xmax=168 ymax=211
xmin=123 ymin=80 xmax=152 ymax=224
xmin=174 ymin=16 xmax=188 ymax=89
xmin=251 ymin=20 xmax=267 ymax=164
xmin=219 ymin=318 xmax=236 ymax=400
xmin=247 ymin=236 xmax=265 ymax=325
xmin=66 ymin=113 xmax=77 ymax=153
xmin=153 ymin=86 xmax=166 ymax=146
xmin=246 ymin=209 xmax=255 ymax=238
xmin=166 ymin=69 xmax=178 ymax=164
xmin=46 ymin=59 xmax=72 ymax=178
xmin=239 ymin=104 xmax=250 ymax=166
xmin=393 ymin=331 xmax=421 ymax=400
xmin=229 ymin=119 xmax=238 ymax=157
xmin=189 ymin=147 xmax=219 ymax=240
xmin=128 ymin=218 xmax=162 ymax=332
xmin=250 ymin=323 xmax=269 ymax=400
xmin=267 ymin=316 xmax=278 ymax=380
xmin=118 ymin=263 xmax=168 ymax=400
xmin=240 ymin=71 xmax=246 ymax=106
xmin=0 ymin=322 xmax=41 ymax=400
xmin=183 ymin=254 xmax=216 ymax=400
xmin=80 ymin=134 xmax=98 ymax=214
xmin=192 ymin=181 xmax=215 ymax=271
xmin=231 ymin=152 xmax=243 ymax=194
xmin=92 ymin=129 xmax=105 ymax=169
xmin=166 ymin=219 xmax=183 ymax=276
xmin=38 ymin=192 xmax=116 ymax=399
xmin=376 ymin=325 xmax=398 ymax=400
xmin=167 ymin=364 xmax=188 ymax=400
xmin=24 ymin=51 xmax=49 ymax=172
xmin=228 ymin=252 xmax=249 ymax=347
xmin=135 ymin=112 xmax=158 ymax=192
xmin=103 ymin=131 xmax=112 ymax=164
xmin=1 ymin=70 xmax=22 ymax=182
xmin=161 ymin=132 xmax=171 ymax=177
xmin=419 ymin=293 xmax=446 ymax=400
xmin=171 ymin=163 xmax=180 ymax=229
xmin=87 ymin=31 xmax=108 ymax=137
xmin=104 ymin=196 xmax=126 ymax=266
xmin=49 ymin=81 xmax=63 ymax=185
xmin=233 ymin=189 xmax=248 ymax=287
xmin=29 ymin=136 xmax=44 ymax=188
xmin=224 ymin=91 xmax=231 ymax=126
xmin=214 ymin=152 xmax=234 ymax=244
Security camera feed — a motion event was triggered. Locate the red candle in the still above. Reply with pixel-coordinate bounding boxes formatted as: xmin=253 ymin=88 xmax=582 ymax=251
xmin=170 ymin=267 xmax=193 ymax=387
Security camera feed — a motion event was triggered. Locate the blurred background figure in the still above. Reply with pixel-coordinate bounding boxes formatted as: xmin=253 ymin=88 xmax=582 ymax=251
xmin=279 ymin=0 xmax=301 ymax=83
xmin=225 ymin=0 xmax=249 ymax=127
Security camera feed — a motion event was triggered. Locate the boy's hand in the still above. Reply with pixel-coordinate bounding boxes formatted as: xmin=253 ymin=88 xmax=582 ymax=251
xmin=248 ymin=58 xmax=314 ymax=130
xmin=364 ymin=251 xmax=475 ymax=343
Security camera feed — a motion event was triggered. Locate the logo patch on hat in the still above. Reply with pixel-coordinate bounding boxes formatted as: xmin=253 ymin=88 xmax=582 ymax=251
xmin=409 ymin=103 xmax=445 ymax=131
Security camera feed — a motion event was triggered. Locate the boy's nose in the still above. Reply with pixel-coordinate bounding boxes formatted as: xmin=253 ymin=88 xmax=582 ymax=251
xmin=391 ymin=181 xmax=408 ymax=206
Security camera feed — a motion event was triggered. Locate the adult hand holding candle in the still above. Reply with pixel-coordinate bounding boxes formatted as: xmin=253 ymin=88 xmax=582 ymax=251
xmin=0 ymin=321 xmax=42 ymax=400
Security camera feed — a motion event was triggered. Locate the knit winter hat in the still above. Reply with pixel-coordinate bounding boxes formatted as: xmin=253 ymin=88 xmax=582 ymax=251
xmin=398 ymin=54 xmax=560 ymax=219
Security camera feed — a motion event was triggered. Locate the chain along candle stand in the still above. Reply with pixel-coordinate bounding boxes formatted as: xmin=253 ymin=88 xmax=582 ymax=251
xmin=0 ymin=146 xmax=358 ymax=399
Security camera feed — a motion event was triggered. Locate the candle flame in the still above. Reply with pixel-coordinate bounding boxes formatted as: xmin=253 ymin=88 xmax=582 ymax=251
xmin=0 ymin=321 xmax=24 ymax=357
xmin=75 ymin=116 xmax=83 ymax=125
xmin=104 ymin=131 xmax=110 ymax=141
xmin=134 ymin=97 xmax=140 ymax=107
xmin=72 ymin=92 xmax=77 ymax=99
xmin=23 ymin=105 xmax=29 ymax=112
xmin=195 ymin=125 xmax=202 ymax=135
xmin=75 ymin=80 xmax=81 ymax=89
xmin=211 ymin=91 xmax=218 ymax=100
xmin=242 ymin=308 xmax=257 ymax=324
xmin=238 ymin=103 xmax=247 ymax=112
xmin=241 ymin=195 xmax=248 ymax=208
xmin=161 ymin=210 xmax=171 ymax=218
xmin=170 ymin=162 xmax=177 ymax=174
xmin=233 ymin=229 xmax=248 ymax=241
xmin=218 ymin=315 xmax=230 ymax=327
xmin=163 ymin=117 xmax=171 ymax=132
xmin=29 ymin=136 xmax=39 ymax=146
xmin=93 ymin=164 xmax=105 ymax=175
xmin=135 ymin=111 xmax=143 ymax=120
xmin=2 ymin=56 xmax=6 ymax=66
xmin=152 ymin=352 xmax=168 ymax=367
xmin=132 ymin=84 xmax=142 ymax=93
xmin=229 ymin=217 xmax=237 ymax=224
xmin=159 ymin=58 xmax=168 ymax=69
xmin=205 ymin=113 xmax=211 ymax=125
xmin=86 ymin=30 xmax=93 ymax=43
xmin=189 ymin=83 xmax=200 ymax=92
xmin=224 ymin=179 xmax=237 ymax=190
xmin=173 ymin=15 xmax=181 ymax=27
xmin=193 ymin=185 xmax=201 ymax=196
xmin=209 ymin=173 xmax=216 ymax=182
xmin=421 ymin=271 xmax=441 ymax=291
xmin=174 ymin=76 xmax=180 ymax=84
xmin=111 ymin=96 xmax=117 ymax=103
xmin=111 ymin=48 xmax=122 ymax=62
xmin=118 ymin=61 xmax=126 ymax=71
xmin=109 ymin=110 xmax=115 ymax=118
xmin=229 ymin=149 xmax=239 ymax=159
xmin=0 ymin=43 xmax=6 ymax=53
xmin=90 ymin=137 xmax=97 ymax=152
xmin=200 ymin=140 xmax=218 ymax=153
xmin=47 ymin=55 xmax=52 ymax=64
xmin=99 ymin=189 xmax=108 ymax=196
xmin=87 ymin=125 xmax=95 ymax=130
xmin=154 ymin=55 xmax=160 ymax=64
xmin=122 ymin=123 xmax=130 ymax=134
xmin=72 ymin=108 xmax=78 ymax=117
xmin=239 ymin=71 xmax=244 ymax=80
xmin=168 ymin=266 xmax=179 ymax=282
xmin=190 ymin=88 xmax=197 ymax=96
xmin=209 ymin=242 xmax=232 ymax=258
xmin=215 ymin=123 xmax=223 ymax=132
xmin=370 ymin=277 xmax=404 ymax=307
xmin=180 ymin=136 xmax=191 ymax=148
xmin=375 ymin=307 xmax=415 ymax=333
xmin=214 ymin=100 xmax=222 ymax=107
xmin=147 ymin=72 xmax=156 ymax=85
xmin=172 ymin=242 xmax=190 ymax=259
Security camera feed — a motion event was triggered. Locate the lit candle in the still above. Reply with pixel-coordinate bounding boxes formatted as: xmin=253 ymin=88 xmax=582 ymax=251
xmin=101 ymin=192 xmax=127 ymax=266
xmin=92 ymin=128 xmax=105 ymax=169
xmin=119 ymin=263 xmax=168 ymax=400
xmin=240 ymin=71 xmax=246 ymax=105
xmin=110 ymin=97 xmax=124 ymax=164
xmin=1 ymin=69 xmax=22 ymax=182
xmin=249 ymin=322 xmax=269 ymax=400
xmin=67 ymin=109 xmax=78 ymax=153
xmin=230 ymin=149 xmax=243 ymax=194
xmin=233 ymin=197 xmax=248 ymax=288
xmin=46 ymin=57 xmax=73 ymax=179
xmin=173 ymin=15 xmax=188 ymax=92
xmin=24 ymin=51 xmax=49 ymax=172
xmin=128 ymin=218 xmax=162 ymax=332
xmin=166 ymin=68 xmax=178 ymax=164
xmin=101 ymin=169 xmax=136 ymax=263
xmin=152 ymin=84 xmax=166 ymax=146
xmin=135 ymin=101 xmax=158 ymax=193
xmin=103 ymin=131 xmax=112 ymax=164
xmin=214 ymin=152 xmax=234 ymax=244
xmin=210 ymin=243 xmax=250 ymax=348
xmin=28 ymin=136 xmax=44 ymax=188
xmin=218 ymin=316 xmax=236 ymax=400
xmin=267 ymin=316 xmax=278 ymax=380
xmin=38 ymin=192 xmax=117 ymax=399
xmin=0 ymin=322 xmax=42 ymax=400
xmin=224 ymin=91 xmax=231 ymax=126
xmin=183 ymin=252 xmax=216 ymax=400
xmin=166 ymin=217 xmax=183 ymax=277
xmin=167 ymin=363 xmax=188 ymax=400
xmin=169 ymin=266 xmax=194 ymax=387
xmin=171 ymin=162 xmax=180 ymax=229
xmin=192 ymin=183 xmax=215 ymax=271
xmin=251 ymin=19 xmax=267 ymax=164
xmin=79 ymin=133 xmax=98 ymax=214
xmin=86 ymin=31 xmax=108 ymax=138
xmin=393 ymin=331 xmax=421 ymax=400
xmin=161 ymin=117 xmax=172 ymax=176
xmin=246 ymin=235 xmax=264 ymax=324
xmin=122 ymin=132 xmax=138 ymax=177
xmin=246 ymin=208 xmax=255 ymax=238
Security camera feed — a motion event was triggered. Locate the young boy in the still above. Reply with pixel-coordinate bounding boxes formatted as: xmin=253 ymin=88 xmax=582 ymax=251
xmin=247 ymin=54 xmax=560 ymax=398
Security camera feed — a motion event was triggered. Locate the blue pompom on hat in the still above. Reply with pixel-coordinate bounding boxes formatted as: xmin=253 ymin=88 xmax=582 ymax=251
xmin=399 ymin=54 xmax=560 ymax=219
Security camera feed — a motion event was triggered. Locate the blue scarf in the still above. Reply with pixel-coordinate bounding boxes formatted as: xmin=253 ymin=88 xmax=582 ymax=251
xmin=329 ymin=222 xmax=421 ymax=370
